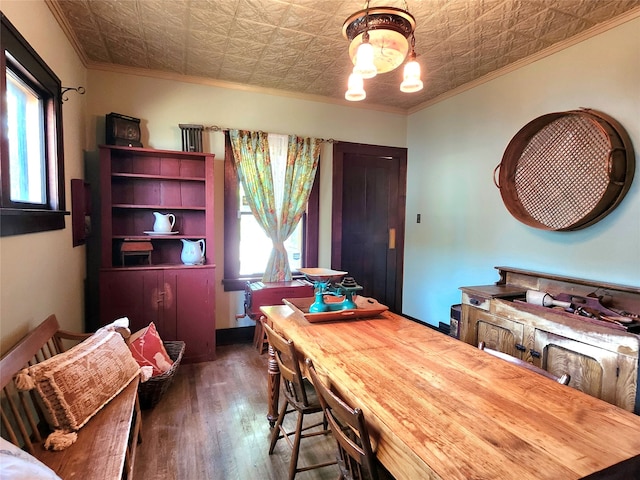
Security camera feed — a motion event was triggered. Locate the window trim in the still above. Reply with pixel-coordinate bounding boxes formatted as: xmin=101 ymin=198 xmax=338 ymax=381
xmin=222 ymin=132 xmax=319 ymax=291
xmin=1 ymin=13 xmax=67 ymax=236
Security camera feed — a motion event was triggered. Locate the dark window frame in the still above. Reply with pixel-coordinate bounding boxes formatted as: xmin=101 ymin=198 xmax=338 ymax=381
xmin=1 ymin=13 xmax=67 ymax=236
xmin=222 ymin=132 xmax=319 ymax=291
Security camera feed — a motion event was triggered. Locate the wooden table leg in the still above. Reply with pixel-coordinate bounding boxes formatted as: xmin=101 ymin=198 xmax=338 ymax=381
xmin=267 ymin=343 xmax=280 ymax=427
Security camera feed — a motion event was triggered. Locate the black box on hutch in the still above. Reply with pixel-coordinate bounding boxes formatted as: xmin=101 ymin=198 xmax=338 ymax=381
xmin=106 ymin=112 xmax=143 ymax=147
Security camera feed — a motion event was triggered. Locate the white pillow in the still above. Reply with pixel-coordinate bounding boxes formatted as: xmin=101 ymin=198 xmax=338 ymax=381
xmin=0 ymin=437 xmax=61 ymax=479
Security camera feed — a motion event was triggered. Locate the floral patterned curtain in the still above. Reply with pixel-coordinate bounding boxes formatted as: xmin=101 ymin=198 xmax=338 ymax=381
xmin=264 ymin=135 xmax=321 ymax=281
xmin=229 ymin=130 xmax=321 ymax=282
xmin=228 ymin=130 xmax=276 ymax=265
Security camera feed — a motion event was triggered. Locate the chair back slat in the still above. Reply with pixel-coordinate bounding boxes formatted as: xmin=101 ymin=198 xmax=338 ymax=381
xmin=0 ymin=314 xmax=66 ymax=453
xmin=478 ymin=342 xmax=571 ymax=385
xmin=307 ymin=360 xmax=379 ymax=480
xmin=1 ymin=384 xmax=42 ymax=454
xmin=1 ymin=315 xmax=60 ymax=389
xmin=263 ymin=323 xmax=310 ymax=407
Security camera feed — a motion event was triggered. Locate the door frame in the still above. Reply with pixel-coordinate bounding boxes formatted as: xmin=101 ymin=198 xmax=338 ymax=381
xmin=331 ymin=141 xmax=407 ymax=312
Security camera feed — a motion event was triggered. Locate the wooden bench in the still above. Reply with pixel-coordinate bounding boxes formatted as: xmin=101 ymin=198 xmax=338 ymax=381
xmin=0 ymin=314 xmax=142 ymax=479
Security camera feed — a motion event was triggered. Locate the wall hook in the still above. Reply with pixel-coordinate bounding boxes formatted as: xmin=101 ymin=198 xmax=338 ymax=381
xmin=61 ymin=86 xmax=86 ymax=102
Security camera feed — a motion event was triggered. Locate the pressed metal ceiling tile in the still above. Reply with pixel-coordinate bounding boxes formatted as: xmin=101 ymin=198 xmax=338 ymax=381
xmin=48 ymin=0 xmax=640 ymax=111
xmin=306 ymin=36 xmax=344 ymax=59
xmin=225 ymin=37 xmax=267 ymax=60
xmin=142 ymin=25 xmax=186 ymax=49
xmin=259 ymin=48 xmax=302 ymax=67
xmin=229 ymin=18 xmax=278 ymax=40
xmin=218 ymin=68 xmax=253 ymax=83
xmin=192 ymin=0 xmax=240 ymax=17
xmin=237 ymin=0 xmax=291 ymax=26
xmin=220 ymin=53 xmax=260 ymax=72
xmin=57 ymin=0 xmax=96 ymax=29
xmin=186 ymin=58 xmax=223 ymax=77
xmin=255 ymin=60 xmax=292 ymax=79
xmin=189 ymin=10 xmax=234 ymax=36
xmin=269 ymin=27 xmax=316 ymax=50
xmin=103 ymin=35 xmax=146 ymax=57
xmin=541 ymin=17 xmax=593 ymax=44
xmin=554 ymin=0 xmax=639 ymax=19
xmin=280 ymin=4 xmax=331 ymax=34
xmin=188 ymin=31 xmax=230 ymax=53
xmin=248 ymin=71 xmax=285 ymax=88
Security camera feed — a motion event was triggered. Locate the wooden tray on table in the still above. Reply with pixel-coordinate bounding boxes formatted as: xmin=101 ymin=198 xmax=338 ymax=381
xmin=283 ymin=295 xmax=388 ymax=323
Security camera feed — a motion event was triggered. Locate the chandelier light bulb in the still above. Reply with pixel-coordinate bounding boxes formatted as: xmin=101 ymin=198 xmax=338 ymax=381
xmin=345 ymin=72 xmax=366 ymax=101
xmin=353 ymin=37 xmax=377 ymax=79
xmin=400 ymin=56 xmax=423 ymax=93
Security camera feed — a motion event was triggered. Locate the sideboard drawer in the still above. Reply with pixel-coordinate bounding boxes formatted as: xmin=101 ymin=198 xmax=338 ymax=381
xmin=462 ymin=292 xmax=490 ymax=311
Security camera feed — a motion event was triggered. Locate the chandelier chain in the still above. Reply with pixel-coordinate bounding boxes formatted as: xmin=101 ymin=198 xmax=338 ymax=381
xmin=362 ymin=0 xmax=409 ymax=10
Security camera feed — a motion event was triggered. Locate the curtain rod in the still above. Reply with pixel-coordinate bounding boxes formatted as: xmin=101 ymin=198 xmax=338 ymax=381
xmin=199 ymin=124 xmax=337 ymax=144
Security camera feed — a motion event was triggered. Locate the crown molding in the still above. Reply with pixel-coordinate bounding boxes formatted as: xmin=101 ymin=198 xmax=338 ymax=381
xmin=45 ymin=0 xmax=90 ymax=66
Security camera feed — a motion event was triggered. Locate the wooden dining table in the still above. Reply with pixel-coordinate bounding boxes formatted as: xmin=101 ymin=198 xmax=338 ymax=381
xmin=260 ymin=304 xmax=640 ymax=480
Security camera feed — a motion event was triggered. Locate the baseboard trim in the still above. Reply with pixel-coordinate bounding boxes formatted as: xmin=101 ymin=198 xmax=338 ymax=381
xmin=401 ymin=313 xmax=451 ymax=336
xmin=216 ymin=326 xmax=254 ymax=346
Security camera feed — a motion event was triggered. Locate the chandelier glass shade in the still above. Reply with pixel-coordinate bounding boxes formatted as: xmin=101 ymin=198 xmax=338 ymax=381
xmin=400 ymin=45 xmax=423 ymax=92
xmin=353 ymin=33 xmax=377 ymax=79
xmin=345 ymin=72 xmax=366 ymax=101
xmin=343 ymin=5 xmax=422 ymax=101
xmin=343 ymin=7 xmax=416 ymax=74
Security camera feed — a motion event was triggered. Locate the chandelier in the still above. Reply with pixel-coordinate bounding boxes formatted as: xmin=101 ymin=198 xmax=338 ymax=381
xmin=342 ymin=2 xmax=423 ymax=101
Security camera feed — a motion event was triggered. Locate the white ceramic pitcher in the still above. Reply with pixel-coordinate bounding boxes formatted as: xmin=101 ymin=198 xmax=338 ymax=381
xmin=153 ymin=212 xmax=175 ymax=233
xmin=181 ymin=239 xmax=205 ymax=265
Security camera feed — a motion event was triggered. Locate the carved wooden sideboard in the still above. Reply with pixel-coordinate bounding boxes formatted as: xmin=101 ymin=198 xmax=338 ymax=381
xmin=459 ymin=266 xmax=640 ymax=412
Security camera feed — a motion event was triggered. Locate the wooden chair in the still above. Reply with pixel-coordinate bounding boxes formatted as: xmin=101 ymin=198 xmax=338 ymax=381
xmin=478 ymin=341 xmax=571 ymax=385
xmin=253 ymin=316 xmax=269 ymax=354
xmin=307 ymin=358 xmax=385 ymax=480
xmin=262 ymin=323 xmax=336 ymax=480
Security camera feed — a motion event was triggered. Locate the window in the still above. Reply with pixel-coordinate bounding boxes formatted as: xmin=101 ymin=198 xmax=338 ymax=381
xmin=1 ymin=13 xmax=67 ymax=236
xmin=223 ymin=133 xmax=319 ymax=291
xmin=238 ymin=183 xmax=304 ymax=275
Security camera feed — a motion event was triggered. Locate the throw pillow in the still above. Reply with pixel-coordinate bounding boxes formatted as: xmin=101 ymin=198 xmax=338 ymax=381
xmin=15 ymin=326 xmax=141 ymax=450
xmin=0 ymin=437 xmax=61 ymax=480
xmin=128 ymin=322 xmax=173 ymax=376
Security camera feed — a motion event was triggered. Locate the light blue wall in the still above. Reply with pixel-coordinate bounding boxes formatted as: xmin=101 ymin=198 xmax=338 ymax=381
xmin=403 ymin=17 xmax=640 ymax=326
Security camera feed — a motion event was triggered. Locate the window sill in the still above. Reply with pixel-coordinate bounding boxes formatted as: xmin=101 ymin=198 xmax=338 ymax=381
xmin=222 ymin=277 xmax=260 ymax=292
xmin=1 ymin=208 xmax=69 ymax=236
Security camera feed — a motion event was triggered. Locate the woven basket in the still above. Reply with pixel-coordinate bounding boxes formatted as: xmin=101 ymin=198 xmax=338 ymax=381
xmin=138 ymin=340 xmax=185 ymax=409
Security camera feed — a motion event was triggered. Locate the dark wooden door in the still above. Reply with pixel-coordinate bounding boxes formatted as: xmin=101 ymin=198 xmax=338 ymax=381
xmin=332 ymin=142 xmax=406 ymax=312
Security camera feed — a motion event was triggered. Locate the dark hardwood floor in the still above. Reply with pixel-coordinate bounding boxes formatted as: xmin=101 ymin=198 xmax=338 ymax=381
xmin=133 ymin=343 xmax=338 ymax=480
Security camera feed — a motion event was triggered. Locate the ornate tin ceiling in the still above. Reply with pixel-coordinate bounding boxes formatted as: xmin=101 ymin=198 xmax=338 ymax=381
xmin=48 ymin=0 xmax=640 ymax=112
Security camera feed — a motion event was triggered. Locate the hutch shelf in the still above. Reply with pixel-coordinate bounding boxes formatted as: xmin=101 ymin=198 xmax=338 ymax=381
xmin=99 ymin=145 xmax=216 ymax=363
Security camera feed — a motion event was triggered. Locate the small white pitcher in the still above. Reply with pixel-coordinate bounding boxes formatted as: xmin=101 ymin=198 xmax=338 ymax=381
xmin=181 ymin=239 xmax=205 ymax=265
xmin=153 ymin=212 xmax=175 ymax=233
